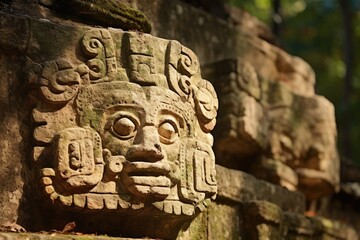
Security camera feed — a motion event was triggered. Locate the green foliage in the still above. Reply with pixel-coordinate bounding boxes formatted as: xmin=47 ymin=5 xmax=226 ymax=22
xmin=230 ymin=0 xmax=360 ymax=162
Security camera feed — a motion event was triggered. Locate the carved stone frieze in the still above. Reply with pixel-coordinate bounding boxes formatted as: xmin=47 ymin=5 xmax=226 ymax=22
xmin=30 ymin=28 xmax=218 ymax=217
xmin=204 ymin=58 xmax=339 ymax=201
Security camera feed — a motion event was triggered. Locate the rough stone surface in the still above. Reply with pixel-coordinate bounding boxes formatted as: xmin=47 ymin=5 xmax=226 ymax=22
xmin=0 ymin=10 xmax=218 ymax=240
xmin=114 ymin=0 xmax=315 ymax=97
xmin=0 ymin=0 xmax=315 ymax=97
xmin=241 ymin=201 xmax=359 ymax=240
xmin=0 ymin=54 xmax=27 ymax=227
xmin=205 ymin=58 xmax=339 ymax=201
xmin=0 ymin=12 xmax=31 ymax=227
xmin=321 ymin=185 xmax=360 ymax=238
xmin=207 ymin=203 xmax=241 ymax=240
xmin=0 ymin=0 xmax=348 ymax=239
xmin=216 ymin=165 xmax=305 ymax=213
xmin=42 ymin=0 xmax=152 ymax=32
xmin=0 ymin=232 xmax=150 ymax=240
xmin=227 ymin=6 xmax=275 ymax=44
xmin=177 ymin=211 xmax=208 ymax=240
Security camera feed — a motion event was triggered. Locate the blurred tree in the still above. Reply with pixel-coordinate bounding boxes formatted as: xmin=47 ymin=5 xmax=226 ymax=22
xmin=338 ymin=0 xmax=354 ymax=158
xmin=272 ymin=0 xmax=282 ymax=43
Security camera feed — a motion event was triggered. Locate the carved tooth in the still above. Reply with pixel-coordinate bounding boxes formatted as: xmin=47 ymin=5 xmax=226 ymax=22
xmin=59 ymin=195 xmax=73 ymax=207
xmin=33 ymin=125 xmax=54 ymax=144
xmin=41 ymin=168 xmax=55 ymax=177
xmin=33 ymin=147 xmax=45 ymax=162
xmin=49 ymin=192 xmax=59 ymax=202
xmin=173 ymin=204 xmax=181 ymax=215
xmin=73 ymin=194 xmax=86 ymax=208
xmin=87 ymin=194 xmax=104 ymax=209
xmin=118 ymin=199 xmax=130 ymax=209
xmin=181 ymin=204 xmax=194 ymax=216
xmin=44 ymin=186 xmax=55 ymax=195
xmin=131 ymin=203 xmax=144 ymax=210
xmin=152 ymin=201 xmax=164 ymax=211
xmin=104 ymin=195 xmax=118 ymax=210
xmin=197 ymin=202 xmax=206 ymax=212
xmin=41 ymin=177 xmax=52 ymax=186
xmin=163 ymin=201 xmax=173 ymax=214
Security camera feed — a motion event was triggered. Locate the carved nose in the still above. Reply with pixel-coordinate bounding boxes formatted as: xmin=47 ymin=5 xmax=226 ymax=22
xmin=126 ymin=126 xmax=164 ymax=162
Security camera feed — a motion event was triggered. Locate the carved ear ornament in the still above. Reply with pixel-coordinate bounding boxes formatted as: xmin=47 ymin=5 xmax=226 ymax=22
xmin=166 ymin=40 xmax=218 ymax=132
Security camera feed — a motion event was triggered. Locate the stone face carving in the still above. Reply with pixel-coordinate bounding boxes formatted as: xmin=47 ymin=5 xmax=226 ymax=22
xmin=31 ymin=29 xmax=217 ymax=217
xmin=204 ymin=58 xmax=339 ymax=201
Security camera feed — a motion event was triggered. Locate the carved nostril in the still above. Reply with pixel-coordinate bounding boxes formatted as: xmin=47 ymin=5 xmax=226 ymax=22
xmin=154 ymin=143 xmax=161 ymax=151
xmin=126 ymin=144 xmax=164 ymax=162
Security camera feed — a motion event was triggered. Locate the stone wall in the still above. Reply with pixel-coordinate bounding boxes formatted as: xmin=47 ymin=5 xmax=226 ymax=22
xmin=0 ymin=0 xmax=357 ymax=239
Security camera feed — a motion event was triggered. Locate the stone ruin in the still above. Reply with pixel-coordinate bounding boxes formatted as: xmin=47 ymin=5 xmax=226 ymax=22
xmin=207 ymin=58 xmax=339 ymax=201
xmin=0 ymin=0 xmax=358 ymax=239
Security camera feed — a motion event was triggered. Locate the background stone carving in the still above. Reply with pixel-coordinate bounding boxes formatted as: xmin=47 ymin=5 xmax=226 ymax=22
xmin=204 ymin=58 xmax=339 ymax=201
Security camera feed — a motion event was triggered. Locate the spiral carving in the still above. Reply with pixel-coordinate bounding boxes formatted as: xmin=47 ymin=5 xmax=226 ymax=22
xmin=194 ymin=80 xmax=218 ymax=133
xmin=82 ymin=38 xmax=103 ymax=58
xmin=39 ymin=59 xmax=81 ymax=105
xmin=178 ymin=46 xmax=199 ymax=77
xmin=166 ymin=41 xmax=201 ymax=98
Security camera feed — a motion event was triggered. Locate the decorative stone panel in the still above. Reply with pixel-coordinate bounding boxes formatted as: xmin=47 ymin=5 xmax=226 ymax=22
xmin=0 ymin=11 xmax=217 ymax=237
xmin=204 ymin=58 xmax=339 ymax=201
xmin=30 ymin=27 xmax=218 ymax=216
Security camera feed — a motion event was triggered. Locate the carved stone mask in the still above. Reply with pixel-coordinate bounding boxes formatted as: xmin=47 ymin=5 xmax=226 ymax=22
xmin=31 ymin=29 xmax=218 ymax=217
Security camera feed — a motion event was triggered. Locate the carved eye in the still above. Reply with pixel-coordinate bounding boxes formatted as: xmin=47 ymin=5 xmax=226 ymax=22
xmin=112 ymin=117 xmax=137 ymax=139
xmin=158 ymin=121 xmax=178 ymax=144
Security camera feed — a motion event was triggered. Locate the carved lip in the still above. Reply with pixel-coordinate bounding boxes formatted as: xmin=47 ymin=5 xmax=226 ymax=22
xmin=123 ymin=161 xmax=172 ymax=177
xmin=123 ymin=161 xmax=173 ymax=191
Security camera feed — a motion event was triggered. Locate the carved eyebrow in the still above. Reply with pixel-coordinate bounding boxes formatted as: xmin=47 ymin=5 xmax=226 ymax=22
xmin=105 ymin=104 xmax=145 ymax=114
xmin=159 ymin=100 xmax=192 ymax=120
xmin=158 ymin=109 xmax=185 ymax=128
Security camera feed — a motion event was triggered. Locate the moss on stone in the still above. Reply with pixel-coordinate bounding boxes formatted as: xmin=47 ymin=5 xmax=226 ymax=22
xmin=81 ymin=108 xmax=102 ymax=131
xmin=177 ymin=212 xmax=207 ymax=240
xmin=56 ymin=0 xmax=151 ymax=33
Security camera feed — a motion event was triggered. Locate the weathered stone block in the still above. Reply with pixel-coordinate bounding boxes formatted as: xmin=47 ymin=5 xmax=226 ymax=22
xmin=239 ymin=200 xmax=358 ymax=240
xmin=242 ymin=201 xmax=285 ymax=240
xmin=0 ymin=53 xmax=28 ymax=226
xmin=0 ymin=12 xmax=29 ymax=53
xmin=216 ymin=165 xmax=305 ymax=213
xmin=43 ymin=0 xmax=152 ymax=32
xmin=207 ymin=203 xmax=241 ymax=240
xmin=205 ymin=58 xmax=339 ymax=201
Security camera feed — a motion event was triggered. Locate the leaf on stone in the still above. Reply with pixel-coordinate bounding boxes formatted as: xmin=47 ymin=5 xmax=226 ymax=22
xmin=61 ymin=221 xmax=76 ymax=233
xmin=1 ymin=221 xmax=26 ymax=233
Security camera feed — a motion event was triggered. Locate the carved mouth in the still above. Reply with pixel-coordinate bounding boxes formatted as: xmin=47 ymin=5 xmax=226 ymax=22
xmin=122 ymin=161 xmax=173 ymax=198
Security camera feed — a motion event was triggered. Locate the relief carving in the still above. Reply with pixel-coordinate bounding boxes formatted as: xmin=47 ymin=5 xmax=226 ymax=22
xmin=205 ymin=58 xmax=339 ymax=201
xmin=31 ymin=29 xmax=218 ymax=217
